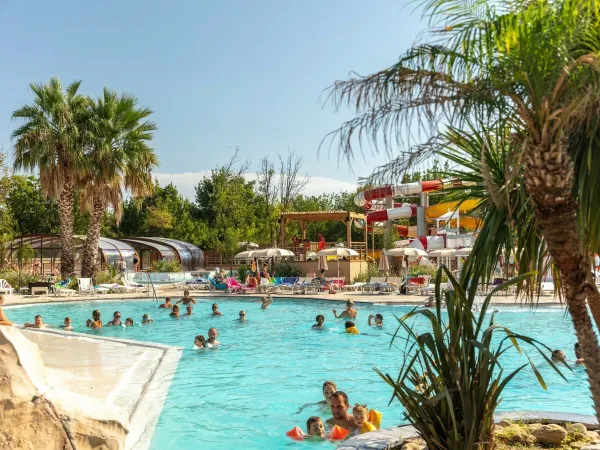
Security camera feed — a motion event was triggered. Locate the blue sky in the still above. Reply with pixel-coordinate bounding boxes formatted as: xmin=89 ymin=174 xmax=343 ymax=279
xmin=0 ymin=0 xmax=425 ymax=198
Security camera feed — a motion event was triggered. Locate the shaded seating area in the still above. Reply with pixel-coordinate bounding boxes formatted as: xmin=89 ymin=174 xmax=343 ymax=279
xmin=118 ymin=237 xmax=203 ymax=271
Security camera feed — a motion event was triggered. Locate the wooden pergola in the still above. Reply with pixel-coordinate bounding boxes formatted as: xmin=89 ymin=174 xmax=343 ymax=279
xmin=278 ymin=211 xmax=367 ymax=250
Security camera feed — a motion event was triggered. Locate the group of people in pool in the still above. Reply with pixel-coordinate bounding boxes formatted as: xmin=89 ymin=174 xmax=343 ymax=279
xmin=310 ymin=299 xmax=384 ymax=335
xmin=289 ymin=380 xmax=382 ymax=440
xmin=23 ymin=309 xmax=155 ymax=330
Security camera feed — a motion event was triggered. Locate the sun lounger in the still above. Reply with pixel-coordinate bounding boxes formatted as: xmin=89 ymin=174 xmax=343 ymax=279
xmin=342 ymin=282 xmax=366 ymax=291
xmin=226 ymin=277 xmax=243 ymax=294
xmin=0 ymin=279 xmax=13 ymax=295
xmin=78 ymin=278 xmax=109 ymax=295
xmin=54 ymin=286 xmax=76 ymax=296
xmin=405 ymin=275 xmax=430 ymax=295
xmin=361 ymin=277 xmax=386 ymax=293
xmin=257 ymin=278 xmax=276 ymax=294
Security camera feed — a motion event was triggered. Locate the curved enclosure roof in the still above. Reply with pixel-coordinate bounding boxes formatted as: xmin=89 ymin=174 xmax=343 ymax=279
xmin=119 ymin=238 xmax=178 ymax=262
xmin=118 ymin=237 xmax=203 ymax=271
xmin=140 ymin=237 xmax=204 ymax=269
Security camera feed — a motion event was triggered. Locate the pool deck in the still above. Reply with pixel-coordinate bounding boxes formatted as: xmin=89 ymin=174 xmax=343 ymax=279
xmin=16 ymin=326 xmax=183 ymax=450
xmin=2 ymin=285 xmax=564 ymax=308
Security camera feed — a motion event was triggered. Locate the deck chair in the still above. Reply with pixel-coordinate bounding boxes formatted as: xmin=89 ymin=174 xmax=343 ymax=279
xmin=0 ymin=279 xmax=13 ymax=295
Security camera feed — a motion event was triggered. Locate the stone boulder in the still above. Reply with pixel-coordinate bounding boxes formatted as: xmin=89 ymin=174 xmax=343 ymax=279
xmin=496 ymin=424 xmax=536 ymax=445
xmin=0 ymin=326 xmax=128 ymax=450
xmin=530 ymin=424 xmax=568 ymax=446
xmin=568 ymin=423 xmax=590 ymax=440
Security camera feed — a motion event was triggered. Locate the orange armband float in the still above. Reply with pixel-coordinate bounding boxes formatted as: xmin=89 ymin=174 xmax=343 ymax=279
xmin=286 ymin=426 xmax=306 ymax=441
xmin=326 ymin=425 xmax=349 ymax=440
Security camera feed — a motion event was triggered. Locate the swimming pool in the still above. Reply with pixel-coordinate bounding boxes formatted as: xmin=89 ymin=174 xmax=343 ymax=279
xmin=6 ymin=298 xmax=590 ymax=449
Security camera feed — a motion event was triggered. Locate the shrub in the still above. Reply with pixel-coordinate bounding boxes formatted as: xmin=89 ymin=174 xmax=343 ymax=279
xmin=353 ymin=262 xmax=381 ymax=282
xmin=149 ymin=260 xmax=182 ymax=273
xmin=376 ymin=267 xmax=565 ymax=450
xmin=236 ymin=264 xmax=251 ymax=283
xmin=0 ymin=269 xmax=40 ymax=289
xmin=95 ymin=270 xmax=120 ymax=285
xmin=273 ymin=261 xmax=302 ymax=278
xmin=408 ymin=265 xmax=448 ymax=282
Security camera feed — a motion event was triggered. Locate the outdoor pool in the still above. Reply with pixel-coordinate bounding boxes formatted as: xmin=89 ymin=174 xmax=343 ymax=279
xmin=6 ymin=298 xmax=591 ymax=449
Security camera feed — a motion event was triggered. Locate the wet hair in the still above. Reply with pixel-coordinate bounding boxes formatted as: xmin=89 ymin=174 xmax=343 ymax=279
xmin=575 ymin=343 xmax=582 ymax=358
xmin=92 ymin=310 xmax=101 ymax=321
xmin=186 ymin=305 xmax=193 ymax=310
xmin=143 ymin=313 xmax=149 ymax=319
xmin=165 ymin=297 xmax=171 ymax=303
xmin=330 ymin=391 xmax=349 ymax=406
xmin=184 ymin=289 xmax=190 ymax=295
xmin=172 ymin=305 xmax=180 ymax=312
xmin=125 ymin=318 xmax=134 ymax=326
xmin=194 ymin=335 xmax=206 ymax=346
xmin=322 ymin=380 xmax=337 ymax=392
xmin=345 ymin=299 xmax=355 ymax=308
xmin=306 ymin=416 xmax=323 ymax=431
xmin=209 ymin=327 xmax=217 ymax=334
xmin=113 ymin=311 xmax=121 ymax=318
xmin=35 ymin=315 xmax=42 ymax=320
xmin=551 ymin=349 xmax=565 ymax=361
xmin=212 ymin=303 xmax=218 ymax=308
xmin=316 ymin=314 xmax=324 ymax=322
xmin=375 ymin=313 xmax=384 ymax=321
xmin=353 ymin=404 xmax=368 ymax=414
xmin=64 ymin=317 xmax=71 ymax=323
xmin=345 ymin=321 xmax=355 ymax=329
xmin=86 ymin=319 xmax=92 ymax=327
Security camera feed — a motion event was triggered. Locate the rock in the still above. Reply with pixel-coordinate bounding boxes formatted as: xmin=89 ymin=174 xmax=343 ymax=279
xmin=0 ymin=326 xmax=128 ymax=450
xmin=401 ymin=444 xmax=427 ymax=450
xmin=530 ymin=424 xmax=568 ymax=446
xmin=587 ymin=431 xmax=600 ymax=443
xmin=496 ymin=420 xmax=512 ymax=428
xmin=496 ymin=424 xmax=536 ymax=445
xmin=581 ymin=444 xmax=600 ymax=450
xmin=568 ymin=423 xmax=590 ymax=440
xmin=493 ymin=425 xmax=504 ymax=433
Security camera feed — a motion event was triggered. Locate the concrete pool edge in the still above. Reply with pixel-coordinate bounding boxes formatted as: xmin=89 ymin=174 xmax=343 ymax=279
xmin=16 ymin=326 xmax=183 ymax=450
xmin=338 ymin=411 xmax=599 ymax=449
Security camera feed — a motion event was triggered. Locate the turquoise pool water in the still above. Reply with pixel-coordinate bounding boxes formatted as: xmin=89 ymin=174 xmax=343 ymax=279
xmin=6 ymin=298 xmax=591 ymax=449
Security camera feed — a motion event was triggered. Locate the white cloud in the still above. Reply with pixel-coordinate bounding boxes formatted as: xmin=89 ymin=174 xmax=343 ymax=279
xmin=153 ymin=172 xmax=358 ymax=200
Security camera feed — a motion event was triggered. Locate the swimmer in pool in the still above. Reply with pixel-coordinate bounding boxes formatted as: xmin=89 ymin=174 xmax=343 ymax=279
xmin=345 ymin=321 xmax=360 ymax=334
xmin=159 ymin=297 xmax=172 ymax=309
xmin=551 ymin=349 xmax=566 ymax=364
xmin=368 ymin=314 xmax=383 ymax=327
xmin=194 ymin=334 xmax=206 ymax=349
xmin=24 ymin=314 xmax=47 ymax=328
xmin=142 ymin=314 xmax=154 ymax=324
xmin=211 ymin=303 xmax=223 ymax=316
xmin=170 ymin=304 xmax=180 ymax=318
xmin=89 ymin=310 xmax=103 ymax=329
xmin=183 ymin=305 xmax=193 ymax=316
xmin=62 ymin=317 xmax=73 ymax=331
xmin=261 ymin=294 xmax=273 ymax=310
xmin=238 ymin=310 xmax=247 ymax=322
xmin=177 ymin=289 xmax=196 ymax=305
xmin=306 ymin=416 xmax=326 ymax=439
xmin=312 ymin=315 xmax=325 ymax=329
xmin=326 ymin=391 xmax=358 ymax=432
xmin=125 ymin=318 xmax=134 ymax=327
xmin=351 ymin=404 xmax=376 ymax=435
xmin=106 ymin=311 xmax=122 ymax=326
xmin=206 ymin=327 xmax=220 ymax=346
xmin=0 ymin=295 xmax=12 ymax=326
xmin=332 ymin=300 xmax=357 ymax=319
xmin=296 ymin=380 xmax=338 ymax=414
xmin=575 ymin=343 xmax=585 ymax=365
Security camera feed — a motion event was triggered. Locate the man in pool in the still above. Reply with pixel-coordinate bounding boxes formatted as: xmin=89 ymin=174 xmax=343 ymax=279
xmin=368 ymin=314 xmax=383 ymax=326
xmin=326 ymin=391 xmax=358 ymax=432
xmin=24 ymin=315 xmax=47 ymax=328
xmin=183 ymin=305 xmax=194 ymax=316
xmin=159 ymin=297 xmax=172 ymax=309
xmin=211 ymin=303 xmax=223 ymax=316
xmin=177 ymin=289 xmax=196 ymax=305
xmin=106 ymin=311 xmax=123 ymax=326
xmin=238 ymin=310 xmax=247 ymax=321
xmin=206 ymin=327 xmax=220 ymax=346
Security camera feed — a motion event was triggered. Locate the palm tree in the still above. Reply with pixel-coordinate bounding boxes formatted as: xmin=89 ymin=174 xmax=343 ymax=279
xmin=12 ymin=78 xmax=90 ymax=277
xmin=79 ymin=88 xmax=157 ymax=277
xmin=326 ymin=0 xmax=600 ymax=419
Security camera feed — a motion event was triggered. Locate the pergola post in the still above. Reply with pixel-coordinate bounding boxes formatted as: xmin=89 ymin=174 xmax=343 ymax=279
xmin=363 ymin=224 xmax=367 ymax=258
xmin=346 ymin=215 xmax=352 ymax=249
xmin=279 ymin=218 xmax=286 ymax=247
xmin=300 ymin=221 xmax=307 ymax=240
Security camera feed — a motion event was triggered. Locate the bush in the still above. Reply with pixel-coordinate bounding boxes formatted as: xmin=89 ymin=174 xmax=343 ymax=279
xmin=408 ymin=265 xmax=448 ymax=282
xmin=376 ymin=267 xmax=564 ymax=450
xmin=236 ymin=264 xmax=251 ymax=283
xmin=95 ymin=270 xmax=120 ymax=285
xmin=0 ymin=269 xmax=41 ymax=289
xmin=353 ymin=262 xmax=381 ymax=282
xmin=149 ymin=260 xmax=182 ymax=273
xmin=272 ymin=261 xmax=302 ymax=278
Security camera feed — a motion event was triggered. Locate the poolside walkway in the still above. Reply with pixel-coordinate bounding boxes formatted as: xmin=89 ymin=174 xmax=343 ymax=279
xmin=3 ymin=285 xmax=564 ymax=308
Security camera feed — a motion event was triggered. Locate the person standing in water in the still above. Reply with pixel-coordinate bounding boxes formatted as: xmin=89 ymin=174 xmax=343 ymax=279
xmin=106 ymin=311 xmax=123 ymax=326
xmin=177 ymin=290 xmax=196 ymax=305
xmin=159 ymin=297 xmax=172 ymax=309
xmin=332 ymin=300 xmax=357 ymax=319
xmin=261 ymin=294 xmax=273 ymax=310
xmin=326 ymin=391 xmax=358 ymax=432
xmin=206 ymin=327 xmax=220 ymax=346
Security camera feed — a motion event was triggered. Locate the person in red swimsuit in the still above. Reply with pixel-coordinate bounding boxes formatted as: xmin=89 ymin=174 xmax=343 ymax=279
xmin=318 ymin=234 xmax=326 ymax=251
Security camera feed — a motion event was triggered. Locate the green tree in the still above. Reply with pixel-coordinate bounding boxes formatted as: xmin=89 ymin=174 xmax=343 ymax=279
xmin=79 ymin=88 xmax=157 ymax=277
xmin=7 ymin=176 xmax=60 ymax=236
xmin=327 ymin=0 xmax=600 ymax=419
xmin=12 ymin=78 xmax=90 ymax=276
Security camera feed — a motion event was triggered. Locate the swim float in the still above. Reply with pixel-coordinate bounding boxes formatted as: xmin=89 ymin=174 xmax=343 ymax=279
xmin=286 ymin=425 xmax=349 ymax=441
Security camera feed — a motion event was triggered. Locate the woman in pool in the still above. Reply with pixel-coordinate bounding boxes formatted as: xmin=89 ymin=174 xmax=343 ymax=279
xmin=159 ymin=297 xmax=172 ymax=309
xmin=368 ymin=314 xmax=383 ymax=326
xmin=332 ymin=300 xmax=357 ymax=319
xmin=62 ymin=317 xmax=73 ymax=331
xmin=170 ymin=305 xmax=180 ymax=318
xmin=89 ymin=310 xmax=103 ymax=329
xmin=0 ymin=295 xmax=12 ymax=326
xmin=312 ymin=315 xmax=325 ymax=329
xmin=106 ymin=311 xmax=122 ymax=326
xmin=296 ymin=380 xmax=338 ymax=414
xmin=177 ymin=290 xmax=196 ymax=305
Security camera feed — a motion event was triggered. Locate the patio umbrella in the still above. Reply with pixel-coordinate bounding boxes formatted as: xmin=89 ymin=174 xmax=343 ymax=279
xmin=234 ymin=250 xmax=255 ymax=259
xmin=378 ymin=254 xmax=390 ymax=271
xmin=317 ymin=255 xmax=328 ymax=273
xmin=384 ymin=247 xmax=428 ymax=257
xmin=429 ymin=248 xmax=457 ymax=269
xmin=252 ymin=248 xmax=295 ymax=258
xmin=239 ymin=241 xmax=259 ymax=249
xmin=317 ymin=247 xmax=359 ymax=277
xmin=455 ymin=247 xmax=473 ymax=257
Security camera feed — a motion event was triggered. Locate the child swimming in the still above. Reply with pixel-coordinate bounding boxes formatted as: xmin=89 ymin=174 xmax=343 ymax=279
xmin=368 ymin=314 xmax=383 ymax=326
xmin=306 ymin=416 xmax=325 ymax=439
xmin=170 ymin=305 xmax=180 ymax=318
xmin=125 ymin=318 xmax=134 ymax=327
xmin=194 ymin=335 xmax=206 ymax=349
xmin=62 ymin=317 xmax=73 ymax=331
xmin=345 ymin=321 xmax=360 ymax=334
xmin=352 ymin=404 xmax=376 ymax=435
xmin=312 ymin=315 xmax=325 ymax=329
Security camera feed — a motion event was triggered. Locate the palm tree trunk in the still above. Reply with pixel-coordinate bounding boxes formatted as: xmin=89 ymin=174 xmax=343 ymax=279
xmin=525 ymin=139 xmax=600 ymax=420
xmin=81 ymin=199 xmax=105 ymax=278
xmin=58 ymin=180 xmax=76 ymax=278
xmin=585 ymin=271 xmax=600 ymax=332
